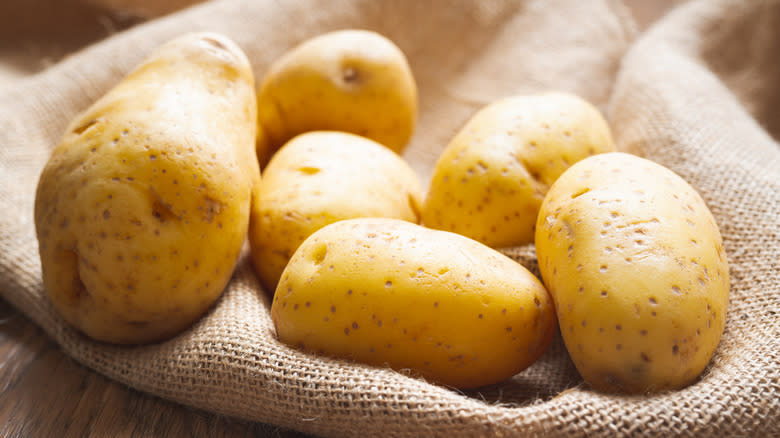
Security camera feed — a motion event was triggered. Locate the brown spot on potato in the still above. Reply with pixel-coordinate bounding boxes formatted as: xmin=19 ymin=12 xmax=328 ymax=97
xmin=311 ymin=243 xmax=328 ymax=264
xmin=151 ymin=199 xmax=178 ymax=223
xmin=201 ymin=196 xmax=225 ymax=223
xmin=297 ymin=166 xmax=320 ymax=175
xmin=72 ymin=119 xmax=99 ymax=135
xmin=570 ymin=187 xmax=590 ymax=199
xmin=342 ymin=66 xmax=360 ymax=84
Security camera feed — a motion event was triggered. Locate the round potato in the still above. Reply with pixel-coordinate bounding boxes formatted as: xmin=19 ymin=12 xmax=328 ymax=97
xmin=272 ymin=218 xmax=556 ymax=389
xmin=423 ymin=92 xmax=615 ymax=247
xmin=535 ymin=152 xmax=730 ymax=393
xmin=34 ymin=33 xmax=259 ymax=344
xmin=255 ymin=30 xmax=418 ymax=166
xmin=249 ymin=131 xmax=422 ymax=292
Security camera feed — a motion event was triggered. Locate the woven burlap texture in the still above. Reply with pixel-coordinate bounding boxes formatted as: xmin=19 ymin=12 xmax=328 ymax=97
xmin=0 ymin=0 xmax=777 ymax=436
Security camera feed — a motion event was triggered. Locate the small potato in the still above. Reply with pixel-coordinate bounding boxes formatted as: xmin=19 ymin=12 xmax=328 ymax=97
xmin=255 ymin=30 xmax=418 ymax=166
xmin=535 ymin=153 xmax=730 ymax=393
xmin=249 ymin=131 xmax=422 ymax=292
xmin=272 ymin=218 xmax=556 ymax=389
xmin=34 ymin=33 xmax=259 ymax=344
xmin=423 ymin=92 xmax=615 ymax=247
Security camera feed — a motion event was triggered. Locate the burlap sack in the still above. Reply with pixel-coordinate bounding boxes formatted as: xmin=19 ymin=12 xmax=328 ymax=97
xmin=0 ymin=0 xmax=777 ymax=436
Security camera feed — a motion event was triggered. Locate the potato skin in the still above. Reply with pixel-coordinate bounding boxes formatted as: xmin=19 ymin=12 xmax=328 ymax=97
xmin=249 ymin=131 xmax=423 ymax=292
xmin=34 ymin=33 xmax=259 ymax=344
xmin=255 ymin=30 xmax=417 ymax=166
xmin=272 ymin=218 xmax=556 ymax=389
xmin=535 ymin=153 xmax=730 ymax=393
xmin=423 ymin=92 xmax=615 ymax=247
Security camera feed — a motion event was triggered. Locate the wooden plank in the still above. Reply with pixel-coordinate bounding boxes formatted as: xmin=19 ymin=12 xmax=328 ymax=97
xmin=0 ymin=299 xmax=308 ymax=438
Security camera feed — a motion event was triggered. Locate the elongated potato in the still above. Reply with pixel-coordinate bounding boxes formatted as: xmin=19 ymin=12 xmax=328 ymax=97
xmin=34 ymin=33 xmax=259 ymax=344
xmin=536 ymin=153 xmax=729 ymax=393
xmin=423 ymin=93 xmax=615 ymax=247
xmin=249 ymin=131 xmax=422 ymax=292
xmin=272 ymin=218 xmax=556 ymax=389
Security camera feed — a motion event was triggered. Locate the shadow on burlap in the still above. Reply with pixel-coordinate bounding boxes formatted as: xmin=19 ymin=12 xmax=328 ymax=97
xmin=0 ymin=0 xmax=777 ymax=436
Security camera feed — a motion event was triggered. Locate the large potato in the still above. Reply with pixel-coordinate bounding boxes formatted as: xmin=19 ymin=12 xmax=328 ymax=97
xmin=249 ymin=131 xmax=422 ymax=292
xmin=255 ymin=30 xmax=417 ymax=166
xmin=34 ymin=33 xmax=259 ymax=344
xmin=272 ymin=218 xmax=556 ymax=389
xmin=535 ymin=152 xmax=730 ymax=393
xmin=423 ymin=92 xmax=615 ymax=247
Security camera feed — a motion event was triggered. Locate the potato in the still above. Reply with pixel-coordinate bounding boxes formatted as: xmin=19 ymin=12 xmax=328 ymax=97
xmin=255 ymin=30 xmax=417 ymax=166
xmin=249 ymin=131 xmax=422 ymax=292
xmin=535 ymin=152 xmax=730 ymax=393
xmin=423 ymin=92 xmax=615 ymax=247
xmin=271 ymin=218 xmax=556 ymax=389
xmin=34 ymin=33 xmax=259 ymax=344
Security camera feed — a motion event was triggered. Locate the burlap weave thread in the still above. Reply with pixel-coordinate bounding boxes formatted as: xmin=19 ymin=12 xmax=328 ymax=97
xmin=0 ymin=0 xmax=777 ymax=436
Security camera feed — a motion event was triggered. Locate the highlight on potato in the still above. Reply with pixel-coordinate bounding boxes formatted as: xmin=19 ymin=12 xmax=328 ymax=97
xmin=423 ymin=92 xmax=615 ymax=248
xmin=34 ymin=32 xmax=259 ymax=344
xmin=271 ymin=218 xmax=556 ymax=389
xmin=255 ymin=29 xmax=418 ymax=167
xmin=249 ymin=131 xmax=423 ymax=293
xmin=535 ymin=152 xmax=729 ymax=393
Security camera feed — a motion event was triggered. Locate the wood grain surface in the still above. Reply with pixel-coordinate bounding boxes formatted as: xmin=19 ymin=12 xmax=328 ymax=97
xmin=0 ymin=1 xmax=681 ymax=437
xmin=0 ymin=299 xmax=309 ymax=438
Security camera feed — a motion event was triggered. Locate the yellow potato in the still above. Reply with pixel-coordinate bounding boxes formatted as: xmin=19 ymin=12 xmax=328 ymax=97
xmin=249 ymin=131 xmax=422 ymax=292
xmin=34 ymin=33 xmax=259 ymax=344
xmin=272 ymin=218 xmax=556 ymax=389
xmin=535 ymin=153 xmax=730 ymax=393
xmin=423 ymin=92 xmax=615 ymax=247
xmin=256 ymin=30 xmax=418 ymax=166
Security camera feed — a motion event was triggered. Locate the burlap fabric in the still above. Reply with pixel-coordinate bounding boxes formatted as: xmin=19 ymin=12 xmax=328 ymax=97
xmin=0 ymin=0 xmax=777 ymax=436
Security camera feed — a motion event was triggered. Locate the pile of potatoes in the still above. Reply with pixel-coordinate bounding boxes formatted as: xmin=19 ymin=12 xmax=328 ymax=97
xmin=34 ymin=31 xmax=729 ymax=394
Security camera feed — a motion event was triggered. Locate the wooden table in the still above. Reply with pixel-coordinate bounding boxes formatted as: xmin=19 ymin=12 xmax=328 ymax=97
xmin=0 ymin=1 xmax=683 ymax=436
xmin=0 ymin=299 xmax=309 ymax=437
